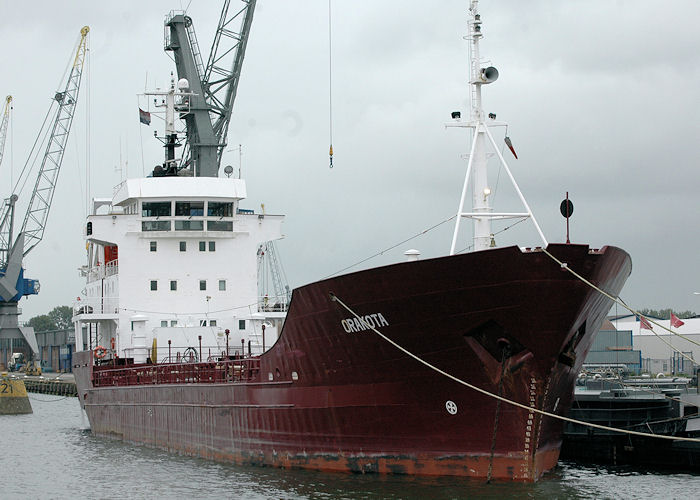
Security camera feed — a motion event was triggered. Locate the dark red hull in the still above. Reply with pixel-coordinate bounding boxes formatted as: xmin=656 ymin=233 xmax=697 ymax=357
xmin=73 ymin=244 xmax=631 ymax=481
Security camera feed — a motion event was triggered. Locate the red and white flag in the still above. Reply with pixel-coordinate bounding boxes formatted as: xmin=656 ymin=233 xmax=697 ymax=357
xmin=639 ymin=316 xmax=653 ymax=330
xmin=670 ymin=313 xmax=685 ymax=328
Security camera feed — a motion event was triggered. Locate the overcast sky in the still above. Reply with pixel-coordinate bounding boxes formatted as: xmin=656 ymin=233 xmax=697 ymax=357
xmin=1 ymin=0 xmax=699 ymax=321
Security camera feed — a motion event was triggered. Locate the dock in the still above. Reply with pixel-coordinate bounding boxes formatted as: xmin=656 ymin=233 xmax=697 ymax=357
xmin=17 ymin=374 xmax=77 ymax=397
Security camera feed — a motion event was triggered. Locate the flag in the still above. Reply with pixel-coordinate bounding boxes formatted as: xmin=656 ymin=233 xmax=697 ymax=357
xmin=139 ymin=108 xmax=151 ymax=125
xmin=639 ymin=315 xmax=653 ymax=330
xmin=670 ymin=313 xmax=685 ymax=328
xmin=504 ymin=136 xmax=518 ymax=159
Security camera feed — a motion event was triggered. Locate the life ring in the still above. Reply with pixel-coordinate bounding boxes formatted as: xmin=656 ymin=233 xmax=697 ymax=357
xmin=94 ymin=346 xmax=107 ymax=359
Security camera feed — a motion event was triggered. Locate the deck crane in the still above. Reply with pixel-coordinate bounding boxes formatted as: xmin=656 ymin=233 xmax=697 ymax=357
xmin=163 ymin=0 xmax=256 ymax=177
xmin=257 ymin=241 xmax=291 ymax=308
xmin=0 ymin=26 xmax=89 ymax=357
xmin=0 ymin=96 xmax=11 ymax=175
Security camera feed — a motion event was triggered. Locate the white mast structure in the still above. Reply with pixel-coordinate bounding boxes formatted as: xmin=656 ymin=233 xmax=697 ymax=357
xmin=448 ymin=0 xmax=547 ymax=254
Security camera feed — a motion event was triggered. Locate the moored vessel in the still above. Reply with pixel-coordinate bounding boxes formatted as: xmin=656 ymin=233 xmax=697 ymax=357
xmin=72 ymin=1 xmax=632 ymax=481
xmin=562 ymin=371 xmax=700 ymax=469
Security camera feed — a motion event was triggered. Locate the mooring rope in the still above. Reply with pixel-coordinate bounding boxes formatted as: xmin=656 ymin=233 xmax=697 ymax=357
xmin=28 ymin=395 xmax=70 ymax=402
xmin=330 ymin=293 xmax=700 ymax=444
xmin=542 ymin=248 xmax=699 ymax=361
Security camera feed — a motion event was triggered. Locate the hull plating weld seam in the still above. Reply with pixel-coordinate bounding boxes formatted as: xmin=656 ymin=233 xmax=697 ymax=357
xmin=84 ymin=402 xmax=295 ymax=409
xmin=88 ymin=381 xmax=295 ymax=390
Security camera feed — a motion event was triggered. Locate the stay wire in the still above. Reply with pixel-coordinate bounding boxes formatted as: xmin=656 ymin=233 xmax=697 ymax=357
xmin=323 ymin=214 xmax=457 ymax=279
xmin=85 ymin=31 xmax=91 ymax=218
xmin=454 ymin=216 xmax=526 ymax=254
xmin=9 ymin=98 xmax=13 ymax=190
xmin=12 ymin=102 xmax=56 ymax=196
xmin=328 ymin=0 xmax=334 ymax=168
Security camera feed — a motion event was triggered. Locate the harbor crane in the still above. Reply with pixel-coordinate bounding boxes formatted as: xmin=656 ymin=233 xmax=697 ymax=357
xmin=257 ymin=241 xmax=291 ymax=308
xmin=0 ymin=96 xmax=11 ymax=175
xmin=0 ymin=27 xmax=89 ymax=358
xmin=162 ymin=0 xmax=256 ymax=177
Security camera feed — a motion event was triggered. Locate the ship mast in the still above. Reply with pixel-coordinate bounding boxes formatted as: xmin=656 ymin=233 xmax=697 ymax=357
xmin=448 ymin=0 xmax=547 ymax=254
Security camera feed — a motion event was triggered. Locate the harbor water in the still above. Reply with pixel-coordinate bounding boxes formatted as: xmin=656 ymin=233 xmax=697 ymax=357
xmin=2 ymin=397 xmax=700 ymax=499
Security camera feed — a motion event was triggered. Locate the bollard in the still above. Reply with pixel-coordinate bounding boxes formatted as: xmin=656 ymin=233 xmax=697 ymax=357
xmin=0 ymin=373 xmax=32 ymax=414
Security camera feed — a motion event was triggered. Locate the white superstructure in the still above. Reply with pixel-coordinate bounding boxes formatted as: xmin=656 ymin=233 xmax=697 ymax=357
xmin=73 ymin=175 xmax=286 ymax=364
xmin=72 ymin=4 xmax=284 ymax=365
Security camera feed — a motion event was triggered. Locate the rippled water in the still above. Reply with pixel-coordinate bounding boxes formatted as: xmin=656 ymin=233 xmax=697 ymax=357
xmin=2 ymin=396 xmax=700 ymax=499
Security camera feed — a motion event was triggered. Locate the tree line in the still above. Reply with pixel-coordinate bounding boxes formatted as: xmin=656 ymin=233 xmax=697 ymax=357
xmin=26 ymin=306 xmax=73 ymax=332
xmin=637 ymin=308 xmax=696 ymax=320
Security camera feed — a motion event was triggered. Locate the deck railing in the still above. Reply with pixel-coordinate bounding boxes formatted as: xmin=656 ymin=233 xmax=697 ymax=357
xmin=257 ymin=293 xmax=289 ymax=313
xmin=73 ymin=296 xmax=120 ymax=316
xmin=87 ymin=260 xmax=119 ymax=283
xmin=92 ymin=357 xmax=261 ymax=387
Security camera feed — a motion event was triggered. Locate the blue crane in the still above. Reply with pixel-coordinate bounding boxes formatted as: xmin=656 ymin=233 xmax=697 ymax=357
xmin=0 ymin=27 xmax=89 ymax=357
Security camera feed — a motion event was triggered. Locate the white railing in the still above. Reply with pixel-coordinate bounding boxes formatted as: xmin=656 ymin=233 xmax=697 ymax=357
xmin=105 ymin=260 xmax=119 ymax=277
xmin=73 ymin=296 xmax=120 ymax=317
xmin=257 ymin=294 xmax=289 ymax=313
xmin=87 ymin=260 xmax=119 ymax=283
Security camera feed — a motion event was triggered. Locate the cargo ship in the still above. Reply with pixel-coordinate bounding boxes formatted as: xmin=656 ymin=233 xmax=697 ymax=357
xmin=72 ymin=1 xmax=632 ymax=481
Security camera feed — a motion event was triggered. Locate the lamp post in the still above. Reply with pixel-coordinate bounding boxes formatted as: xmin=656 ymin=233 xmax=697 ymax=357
xmin=261 ymin=323 xmax=266 ymax=352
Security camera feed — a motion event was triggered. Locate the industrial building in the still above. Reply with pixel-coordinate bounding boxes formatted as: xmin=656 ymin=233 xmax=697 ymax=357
xmin=609 ymin=315 xmax=700 ymax=376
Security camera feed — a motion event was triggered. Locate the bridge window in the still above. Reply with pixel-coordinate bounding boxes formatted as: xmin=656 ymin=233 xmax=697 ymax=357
xmin=208 ymin=202 xmax=233 ymax=217
xmin=174 ymin=220 xmax=204 ymax=231
xmin=142 ymin=201 xmax=171 ymax=217
xmin=142 ymin=221 xmax=171 ymax=231
xmin=207 ymin=220 xmax=233 ymax=231
xmin=175 ymin=201 xmax=204 ymax=216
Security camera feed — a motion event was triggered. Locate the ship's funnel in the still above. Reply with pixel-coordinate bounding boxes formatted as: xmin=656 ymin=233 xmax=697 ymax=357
xmin=479 ymin=66 xmax=499 ymax=84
